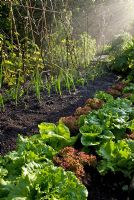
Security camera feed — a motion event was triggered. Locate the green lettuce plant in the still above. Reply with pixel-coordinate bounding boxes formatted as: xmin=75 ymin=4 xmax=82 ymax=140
xmin=38 ymin=122 xmax=78 ymax=150
xmin=123 ymin=83 xmax=134 ymax=93
xmin=0 ymin=122 xmax=87 ymax=200
xmin=79 ymin=98 xmax=134 ymax=147
xmin=0 ymin=160 xmax=88 ymax=200
xmin=95 ymin=91 xmax=114 ymax=102
xmin=97 ymin=139 xmax=134 ymax=177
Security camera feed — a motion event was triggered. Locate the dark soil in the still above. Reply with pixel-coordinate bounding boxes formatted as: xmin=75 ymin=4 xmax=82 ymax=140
xmin=87 ymin=169 xmax=132 ymax=200
xmin=1 ymin=72 xmax=132 ymax=200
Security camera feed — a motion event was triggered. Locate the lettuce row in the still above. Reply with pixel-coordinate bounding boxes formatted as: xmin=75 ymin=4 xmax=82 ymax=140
xmin=79 ymin=98 xmax=134 ymax=147
xmin=79 ymin=95 xmax=134 ymax=177
xmin=0 ymin=123 xmax=87 ymax=200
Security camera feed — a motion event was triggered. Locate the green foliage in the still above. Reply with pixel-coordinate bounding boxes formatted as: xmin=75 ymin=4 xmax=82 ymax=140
xmin=0 ymin=161 xmax=87 ymax=200
xmin=0 ymin=0 xmax=99 ymax=104
xmin=79 ymin=98 xmax=134 ymax=147
xmin=78 ymin=91 xmax=134 ymax=177
xmin=76 ymin=32 xmax=96 ymax=67
xmin=126 ymin=94 xmax=134 ymax=104
xmin=0 ymin=122 xmax=87 ymax=200
xmin=38 ymin=122 xmax=78 ymax=150
xmin=107 ymin=32 xmax=134 ymax=78
xmin=123 ymin=83 xmax=134 ymax=93
xmin=1 ymin=38 xmax=44 ymax=86
xmin=0 ymin=93 xmax=5 ymax=111
xmin=97 ymin=139 xmax=134 ymax=177
xmin=122 ymin=83 xmax=134 ymax=103
xmin=1 ymin=29 xmax=97 ymax=103
xmin=108 ymin=32 xmax=133 ymax=57
xmin=95 ymin=91 xmax=114 ymax=102
xmin=47 ymin=31 xmax=96 ymax=68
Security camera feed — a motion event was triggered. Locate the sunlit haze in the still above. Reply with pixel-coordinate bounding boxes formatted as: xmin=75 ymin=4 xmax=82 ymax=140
xmin=72 ymin=0 xmax=134 ymax=45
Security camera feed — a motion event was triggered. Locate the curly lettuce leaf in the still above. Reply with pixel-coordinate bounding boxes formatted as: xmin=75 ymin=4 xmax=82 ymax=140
xmin=38 ymin=122 xmax=78 ymax=150
xmin=80 ymin=124 xmax=102 ymax=146
xmin=97 ymin=140 xmax=134 ymax=177
xmin=95 ymin=91 xmax=114 ymax=102
xmin=128 ymin=119 xmax=134 ymax=131
xmin=123 ymin=83 xmax=134 ymax=93
xmin=79 ymin=98 xmax=134 ymax=147
xmin=0 ymin=161 xmax=88 ymax=200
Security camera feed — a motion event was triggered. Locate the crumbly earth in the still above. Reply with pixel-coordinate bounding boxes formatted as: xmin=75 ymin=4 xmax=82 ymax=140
xmin=1 ymin=72 xmax=132 ymax=200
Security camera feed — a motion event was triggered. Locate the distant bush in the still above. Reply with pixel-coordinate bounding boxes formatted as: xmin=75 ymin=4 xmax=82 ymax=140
xmin=108 ymin=32 xmax=133 ymax=56
xmin=106 ymin=32 xmax=134 ymax=80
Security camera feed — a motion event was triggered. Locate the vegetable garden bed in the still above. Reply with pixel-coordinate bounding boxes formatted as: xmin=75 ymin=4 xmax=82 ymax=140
xmin=1 ymin=72 xmax=134 ymax=200
xmin=0 ymin=72 xmax=117 ymax=155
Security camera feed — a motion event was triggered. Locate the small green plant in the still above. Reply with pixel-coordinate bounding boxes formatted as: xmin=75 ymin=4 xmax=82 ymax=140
xmin=0 ymin=93 xmax=5 ymax=111
xmin=97 ymin=139 xmax=134 ymax=177
xmin=45 ymin=77 xmax=52 ymax=96
xmin=32 ymin=69 xmax=43 ymax=101
xmin=64 ymin=70 xmax=76 ymax=93
xmin=95 ymin=91 xmax=114 ymax=102
xmin=123 ymin=83 xmax=134 ymax=93
xmin=38 ymin=122 xmax=78 ymax=150
xmin=79 ymin=98 xmax=133 ymax=147
xmin=54 ymin=70 xmax=63 ymax=95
